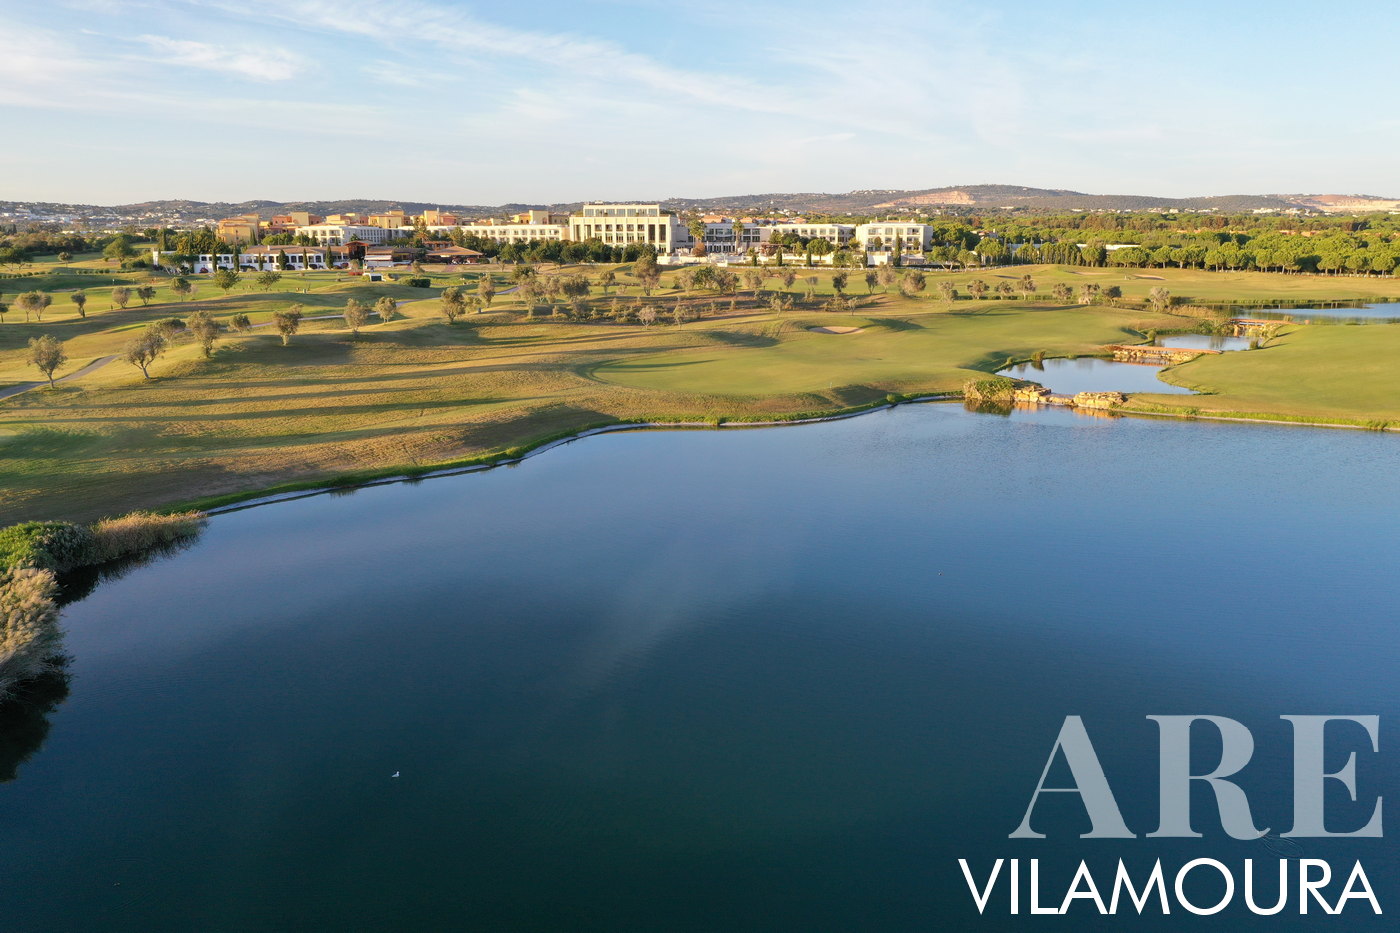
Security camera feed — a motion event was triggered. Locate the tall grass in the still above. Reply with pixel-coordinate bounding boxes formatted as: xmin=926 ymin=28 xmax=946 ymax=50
xmin=0 ymin=568 xmax=62 ymax=698
xmin=89 ymin=512 xmax=205 ymax=564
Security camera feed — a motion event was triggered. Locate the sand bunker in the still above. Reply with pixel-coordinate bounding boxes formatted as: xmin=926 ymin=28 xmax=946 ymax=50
xmin=809 ymin=326 xmax=864 ymax=334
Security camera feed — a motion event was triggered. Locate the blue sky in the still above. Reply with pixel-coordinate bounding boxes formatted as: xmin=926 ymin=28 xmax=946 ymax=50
xmin=4 ymin=0 xmax=1397 ymax=204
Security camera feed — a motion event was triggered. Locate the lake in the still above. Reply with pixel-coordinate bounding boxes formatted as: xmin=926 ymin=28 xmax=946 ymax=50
xmin=1240 ymin=301 xmax=1400 ymax=323
xmin=2 ymin=404 xmax=1397 ymax=931
xmin=999 ymin=357 xmax=1197 ymax=395
xmin=1157 ymin=333 xmax=1252 ymax=351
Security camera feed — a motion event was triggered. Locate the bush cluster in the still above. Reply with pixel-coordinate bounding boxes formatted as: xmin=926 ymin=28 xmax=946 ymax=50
xmin=0 ymin=522 xmax=96 ymax=573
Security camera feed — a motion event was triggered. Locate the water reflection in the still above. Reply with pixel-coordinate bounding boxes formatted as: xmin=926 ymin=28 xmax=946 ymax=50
xmin=1234 ymin=301 xmax=1400 ymax=324
xmin=56 ymin=537 xmax=205 ymax=608
xmin=1156 ymin=333 xmax=1252 ymax=351
xmin=999 ymin=357 xmax=1196 ymax=395
xmin=0 ymin=663 xmax=71 ymax=783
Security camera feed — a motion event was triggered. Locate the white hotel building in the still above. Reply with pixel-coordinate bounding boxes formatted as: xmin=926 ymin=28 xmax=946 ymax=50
xmin=771 ymin=223 xmax=857 ymax=247
xmin=436 ymin=223 xmax=567 ymax=244
xmin=298 ymin=223 xmax=410 ymax=246
xmin=277 ymin=205 xmax=939 ymax=263
xmin=855 ymin=222 xmax=933 ymax=253
xmin=568 ymin=204 xmax=687 ymax=252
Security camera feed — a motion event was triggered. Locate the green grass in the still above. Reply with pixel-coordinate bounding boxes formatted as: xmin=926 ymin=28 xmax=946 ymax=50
xmin=2 ymin=260 xmax=1398 ymax=524
xmin=1134 ymin=325 xmax=1400 ymax=423
xmin=592 ymin=303 xmax=1170 ymax=396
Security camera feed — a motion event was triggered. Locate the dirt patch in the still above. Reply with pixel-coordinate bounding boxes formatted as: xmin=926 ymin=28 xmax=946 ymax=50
xmin=808 ymin=326 xmax=864 ymax=334
xmin=1133 ymin=274 xmax=1165 ymax=280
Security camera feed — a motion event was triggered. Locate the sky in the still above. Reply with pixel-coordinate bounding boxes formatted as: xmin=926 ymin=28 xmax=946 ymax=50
xmin=3 ymin=0 xmax=1398 ymax=205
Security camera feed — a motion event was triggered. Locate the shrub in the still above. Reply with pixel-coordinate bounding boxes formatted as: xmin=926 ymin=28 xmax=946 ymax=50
xmin=0 ymin=522 xmax=96 ymax=572
xmin=401 ymin=277 xmax=431 ymax=288
xmin=962 ymin=378 xmax=1017 ymax=402
xmin=89 ymin=512 xmax=205 ymax=564
xmin=0 ymin=567 xmax=63 ymax=697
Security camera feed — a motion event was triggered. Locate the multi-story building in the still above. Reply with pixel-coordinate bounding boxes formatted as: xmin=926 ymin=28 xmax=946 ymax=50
xmin=215 ymin=213 xmax=262 ymax=243
xmin=685 ymin=221 xmax=771 ymax=256
xmin=181 ymin=245 xmax=349 ymax=273
xmin=418 ymin=209 xmax=461 ymax=226
xmin=296 ymin=223 xmax=409 ymax=245
xmin=769 ymin=223 xmax=856 ymax=247
xmin=509 ymin=209 xmax=567 ymax=225
xmin=367 ymin=209 xmax=411 ymax=230
xmin=445 ymin=222 xmax=568 ymax=244
xmin=266 ymin=211 xmax=323 ymax=234
xmin=568 ymin=204 xmax=686 ymax=252
xmin=855 ymin=222 xmax=933 ymax=254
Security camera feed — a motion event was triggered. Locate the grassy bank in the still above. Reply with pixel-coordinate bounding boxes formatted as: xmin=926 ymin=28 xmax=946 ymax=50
xmin=2 ymin=262 xmax=1398 ymax=524
xmin=1137 ymin=325 xmax=1400 ymax=424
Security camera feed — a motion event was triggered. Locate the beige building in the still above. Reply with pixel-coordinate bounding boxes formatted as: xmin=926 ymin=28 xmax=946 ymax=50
xmin=216 ymin=213 xmax=262 ymax=243
xmin=509 ymin=209 xmax=567 ymax=224
xmin=367 ymin=210 xmax=411 ymax=230
xmin=568 ymin=204 xmax=685 ymax=251
xmin=418 ymin=209 xmax=460 ymax=226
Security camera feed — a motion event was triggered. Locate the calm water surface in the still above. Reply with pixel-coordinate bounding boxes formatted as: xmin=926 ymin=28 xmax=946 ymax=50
xmin=1244 ymin=301 xmax=1400 ymax=323
xmin=2 ymin=404 xmax=1397 ymax=931
xmin=1157 ymin=333 xmax=1252 ymax=351
xmin=999 ymin=358 xmax=1197 ymax=395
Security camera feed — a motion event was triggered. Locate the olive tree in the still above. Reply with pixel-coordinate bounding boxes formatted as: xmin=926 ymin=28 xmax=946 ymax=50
xmin=27 ymin=335 xmax=66 ymax=388
xmin=343 ymin=299 xmax=369 ymax=335
xmin=439 ymin=287 xmax=465 ymax=324
xmin=272 ymin=307 xmax=303 ymax=345
xmin=1148 ymin=286 xmax=1172 ymax=313
xmin=375 ymin=296 xmax=396 ymax=323
xmin=111 ymin=286 xmax=131 ymax=310
xmin=212 ymin=269 xmax=240 ymax=294
xmin=16 ymin=291 xmax=51 ymax=320
xmin=70 ymin=290 xmax=88 ymax=318
xmin=124 ymin=325 xmax=168 ymax=379
xmin=186 ymin=309 xmax=223 ymax=358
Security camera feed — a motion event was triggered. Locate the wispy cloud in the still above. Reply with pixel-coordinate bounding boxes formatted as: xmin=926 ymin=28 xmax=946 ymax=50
xmin=137 ymin=34 xmax=306 ymax=81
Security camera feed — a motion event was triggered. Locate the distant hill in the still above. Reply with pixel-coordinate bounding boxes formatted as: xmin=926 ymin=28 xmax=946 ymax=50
xmin=865 ymin=185 xmax=1301 ymax=213
xmin=6 ymin=185 xmax=1399 ymax=224
xmin=1279 ymin=193 xmax=1400 ymax=213
xmin=644 ymin=184 xmax=1396 ymax=215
